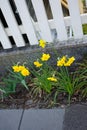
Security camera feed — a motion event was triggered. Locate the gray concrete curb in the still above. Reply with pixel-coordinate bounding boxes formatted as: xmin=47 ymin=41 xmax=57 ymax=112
xmin=0 ymin=104 xmax=87 ymax=130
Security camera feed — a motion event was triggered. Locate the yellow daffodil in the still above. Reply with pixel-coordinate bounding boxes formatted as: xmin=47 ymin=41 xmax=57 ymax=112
xmin=21 ymin=68 xmax=30 ymax=76
xmin=57 ymin=56 xmax=75 ymax=67
xmin=12 ymin=64 xmax=30 ymax=77
xmin=18 ymin=65 xmax=26 ymax=71
xmin=69 ymin=57 xmax=75 ymax=63
xmin=39 ymin=39 xmax=46 ymax=48
xmin=47 ymin=77 xmax=57 ymax=82
xmin=64 ymin=57 xmax=75 ymax=66
xmin=12 ymin=65 xmax=20 ymax=72
xmin=41 ymin=53 xmax=50 ymax=61
xmin=34 ymin=61 xmax=42 ymax=67
xmin=57 ymin=56 xmax=66 ymax=66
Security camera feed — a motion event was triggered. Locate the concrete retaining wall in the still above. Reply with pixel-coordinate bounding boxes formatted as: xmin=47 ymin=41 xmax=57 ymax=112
xmin=0 ymin=38 xmax=87 ymax=75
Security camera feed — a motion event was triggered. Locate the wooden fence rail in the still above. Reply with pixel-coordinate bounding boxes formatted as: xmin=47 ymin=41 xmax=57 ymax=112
xmin=0 ymin=0 xmax=87 ymax=49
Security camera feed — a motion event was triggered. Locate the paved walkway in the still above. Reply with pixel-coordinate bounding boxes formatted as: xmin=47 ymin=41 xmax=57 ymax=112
xmin=0 ymin=104 xmax=87 ymax=130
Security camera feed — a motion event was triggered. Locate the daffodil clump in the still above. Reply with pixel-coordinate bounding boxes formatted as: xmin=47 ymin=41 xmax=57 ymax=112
xmin=34 ymin=53 xmax=50 ymax=67
xmin=56 ymin=55 xmax=76 ymax=104
xmin=33 ymin=52 xmax=53 ymax=93
xmin=31 ymin=40 xmax=58 ymax=93
xmin=12 ymin=65 xmax=30 ymax=77
xmin=10 ymin=64 xmax=31 ymax=90
xmin=34 ymin=53 xmax=50 ymax=68
xmin=57 ymin=56 xmax=75 ymax=67
xmin=33 ymin=40 xmax=50 ymax=68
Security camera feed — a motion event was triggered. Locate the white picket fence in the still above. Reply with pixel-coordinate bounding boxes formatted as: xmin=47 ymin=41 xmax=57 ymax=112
xmin=0 ymin=0 xmax=87 ymax=49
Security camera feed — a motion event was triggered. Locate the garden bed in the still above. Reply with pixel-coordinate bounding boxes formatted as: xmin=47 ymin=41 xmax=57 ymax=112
xmin=0 ymin=40 xmax=87 ymax=109
xmin=0 ymin=63 xmax=87 ymax=110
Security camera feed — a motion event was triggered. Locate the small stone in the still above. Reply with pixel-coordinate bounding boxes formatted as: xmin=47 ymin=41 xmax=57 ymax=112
xmin=25 ymin=100 xmax=33 ymax=105
xmin=60 ymin=105 xmax=65 ymax=108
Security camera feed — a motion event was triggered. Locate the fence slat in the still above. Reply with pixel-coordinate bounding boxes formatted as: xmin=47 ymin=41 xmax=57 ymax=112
xmin=14 ymin=0 xmax=38 ymax=45
xmin=5 ymin=14 xmax=87 ymax=37
xmin=0 ymin=21 xmax=12 ymax=49
xmin=49 ymin=0 xmax=67 ymax=41
xmin=0 ymin=0 xmax=25 ymax=47
xmin=85 ymin=0 xmax=87 ymax=7
xmin=67 ymin=0 xmax=83 ymax=39
xmin=32 ymin=0 xmax=52 ymax=42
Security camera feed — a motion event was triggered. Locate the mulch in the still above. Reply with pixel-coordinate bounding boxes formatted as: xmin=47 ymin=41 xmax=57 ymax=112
xmin=0 ymin=85 xmax=87 ymax=109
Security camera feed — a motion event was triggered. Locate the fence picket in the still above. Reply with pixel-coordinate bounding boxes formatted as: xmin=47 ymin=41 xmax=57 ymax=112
xmin=14 ymin=0 xmax=38 ymax=45
xmin=0 ymin=0 xmax=25 ymax=47
xmin=85 ymin=0 xmax=87 ymax=7
xmin=49 ymin=0 xmax=67 ymax=41
xmin=31 ymin=0 xmax=52 ymax=42
xmin=0 ymin=21 xmax=12 ymax=49
xmin=0 ymin=0 xmax=87 ymax=50
xmin=5 ymin=14 xmax=87 ymax=37
xmin=67 ymin=0 xmax=83 ymax=39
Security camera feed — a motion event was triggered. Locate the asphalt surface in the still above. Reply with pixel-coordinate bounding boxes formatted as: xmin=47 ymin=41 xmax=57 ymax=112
xmin=63 ymin=104 xmax=87 ymax=130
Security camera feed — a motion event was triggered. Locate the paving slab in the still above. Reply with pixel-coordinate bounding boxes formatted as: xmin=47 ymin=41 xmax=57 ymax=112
xmin=0 ymin=109 xmax=23 ymax=130
xmin=20 ymin=108 xmax=65 ymax=130
xmin=63 ymin=104 xmax=87 ymax=130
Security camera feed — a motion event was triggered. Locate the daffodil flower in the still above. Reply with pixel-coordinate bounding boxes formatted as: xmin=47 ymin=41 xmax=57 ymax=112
xmin=21 ymin=68 xmax=30 ymax=76
xmin=34 ymin=61 xmax=42 ymax=67
xmin=39 ymin=39 xmax=46 ymax=48
xmin=47 ymin=77 xmax=57 ymax=82
xmin=41 ymin=53 xmax=50 ymax=61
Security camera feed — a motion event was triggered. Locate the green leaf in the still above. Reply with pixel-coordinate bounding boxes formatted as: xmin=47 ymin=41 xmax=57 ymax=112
xmin=0 ymin=87 xmax=6 ymax=93
xmin=21 ymin=80 xmax=28 ymax=90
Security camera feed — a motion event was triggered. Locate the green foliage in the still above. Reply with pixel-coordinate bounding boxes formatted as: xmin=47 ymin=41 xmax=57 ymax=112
xmin=83 ymin=24 xmax=87 ymax=35
xmin=57 ymin=67 xmax=73 ymax=104
xmin=8 ymin=69 xmax=29 ymax=90
xmin=30 ymin=60 xmax=57 ymax=95
xmin=56 ymin=67 xmax=86 ymax=104
xmin=0 ymin=64 xmax=30 ymax=98
xmin=0 ymin=72 xmax=28 ymax=98
xmin=77 ymin=60 xmax=87 ymax=97
xmin=0 ymin=76 xmax=17 ymax=99
xmin=54 ymin=55 xmax=87 ymax=104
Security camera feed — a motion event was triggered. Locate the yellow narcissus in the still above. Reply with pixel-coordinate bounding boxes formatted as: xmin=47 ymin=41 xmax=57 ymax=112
xmin=64 ymin=57 xmax=75 ymax=66
xmin=12 ymin=65 xmax=30 ymax=77
xmin=39 ymin=39 xmax=46 ymax=48
xmin=21 ymin=68 xmax=30 ymax=76
xmin=41 ymin=53 xmax=50 ymax=61
xmin=57 ymin=56 xmax=66 ymax=66
xmin=47 ymin=77 xmax=57 ymax=82
xmin=34 ymin=61 xmax=42 ymax=67
xmin=57 ymin=56 xmax=75 ymax=67
xmin=12 ymin=65 xmax=20 ymax=72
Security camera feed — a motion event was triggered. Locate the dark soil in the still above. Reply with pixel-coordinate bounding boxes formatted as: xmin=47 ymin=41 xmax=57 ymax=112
xmin=0 ymin=85 xmax=87 ymax=109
